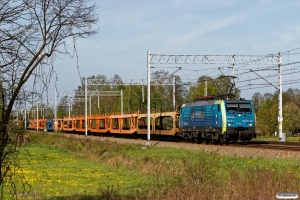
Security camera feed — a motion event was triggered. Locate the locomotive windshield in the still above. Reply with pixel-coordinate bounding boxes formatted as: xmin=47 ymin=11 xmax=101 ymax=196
xmin=226 ymin=103 xmax=252 ymax=112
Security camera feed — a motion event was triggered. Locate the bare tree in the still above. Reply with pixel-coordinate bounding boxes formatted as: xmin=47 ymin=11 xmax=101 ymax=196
xmin=0 ymin=0 xmax=98 ymax=195
xmin=251 ymin=92 xmax=263 ymax=113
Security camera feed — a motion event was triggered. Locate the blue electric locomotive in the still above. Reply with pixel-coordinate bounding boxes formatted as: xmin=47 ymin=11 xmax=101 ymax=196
xmin=179 ymin=99 xmax=256 ymax=144
xmin=46 ymin=119 xmax=54 ymax=132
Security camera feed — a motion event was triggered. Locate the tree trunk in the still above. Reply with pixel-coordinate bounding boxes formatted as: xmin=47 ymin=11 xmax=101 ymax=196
xmin=0 ymin=123 xmax=8 ymax=186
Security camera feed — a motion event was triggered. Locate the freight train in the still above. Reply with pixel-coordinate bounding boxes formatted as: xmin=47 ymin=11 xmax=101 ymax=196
xmin=20 ymin=98 xmax=256 ymax=144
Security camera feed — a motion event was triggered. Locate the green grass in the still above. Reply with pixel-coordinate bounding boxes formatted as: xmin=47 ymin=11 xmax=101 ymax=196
xmin=19 ymin=145 xmax=150 ymax=198
xmin=7 ymin=132 xmax=300 ymax=199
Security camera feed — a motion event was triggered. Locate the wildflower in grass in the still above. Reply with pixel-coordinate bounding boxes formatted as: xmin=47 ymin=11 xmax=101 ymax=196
xmin=271 ymin=169 xmax=275 ymax=172
xmin=266 ymin=167 xmax=269 ymax=170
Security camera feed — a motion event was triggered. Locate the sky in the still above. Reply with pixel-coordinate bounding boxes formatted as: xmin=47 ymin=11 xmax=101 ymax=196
xmin=48 ymin=0 xmax=300 ymax=102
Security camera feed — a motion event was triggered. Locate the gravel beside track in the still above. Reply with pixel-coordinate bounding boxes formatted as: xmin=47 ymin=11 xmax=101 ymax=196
xmin=64 ymin=134 xmax=300 ymax=159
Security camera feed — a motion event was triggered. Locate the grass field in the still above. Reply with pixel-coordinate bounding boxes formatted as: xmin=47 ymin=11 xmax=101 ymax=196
xmin=17 ymin=145 xmax=151 ymax=198
xmin=6 ymin=132 xmax=300 ymax=199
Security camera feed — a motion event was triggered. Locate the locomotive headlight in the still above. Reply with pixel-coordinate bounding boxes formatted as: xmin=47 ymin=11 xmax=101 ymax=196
xmin=228 ymin=123 xmax=231 ymax=126
xmin=248 ymin=123 xmax=253 ymax=126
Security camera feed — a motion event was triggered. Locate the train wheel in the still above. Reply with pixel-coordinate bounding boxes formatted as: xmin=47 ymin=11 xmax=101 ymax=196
xmin=197 ymin=139 xmax=204 ymax=144
xmin=212 ymin=139 xmax=218 ymax=145
xmin=219 ymin=137 xmax=224 ymax=146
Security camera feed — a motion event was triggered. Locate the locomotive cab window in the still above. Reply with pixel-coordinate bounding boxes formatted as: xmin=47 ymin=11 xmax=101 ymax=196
xmin=226 ymin=104 xmax=238 ymax=112
xmin=226 ymin=103 xmax=252 ymax=112
xmin=239 ymin=104 xmax=251 ymax=112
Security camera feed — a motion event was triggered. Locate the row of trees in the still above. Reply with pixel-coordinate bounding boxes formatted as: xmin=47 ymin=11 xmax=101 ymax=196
xmin=252 ymin=88 xmax=300 ymax=136
xmin=55 ymin=73 xmax=240 ymax=118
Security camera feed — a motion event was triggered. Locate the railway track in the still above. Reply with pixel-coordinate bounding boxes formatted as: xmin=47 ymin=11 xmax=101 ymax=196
xmin=233 ymin=141 xmax=300 ymax=151
xmin=47 ymin=131 xmax=300 ymax=152
xmin=145 ymin=137 xmax=300 ymax=151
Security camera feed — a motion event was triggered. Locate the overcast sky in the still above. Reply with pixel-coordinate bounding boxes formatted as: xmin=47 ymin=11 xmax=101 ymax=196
xmin=48 ymin=0 xmax=300 ymax=101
